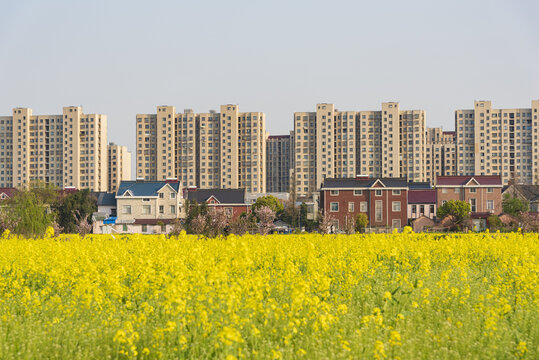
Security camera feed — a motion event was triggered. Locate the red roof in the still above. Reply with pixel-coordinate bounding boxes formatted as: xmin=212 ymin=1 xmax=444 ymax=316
xmin=408 ymin=189 xmax=436 ymax=204
xmin=0 ymin=188 xmax=17 ymax=200
xmin=436 ymin=175 xmax=502 ymax=186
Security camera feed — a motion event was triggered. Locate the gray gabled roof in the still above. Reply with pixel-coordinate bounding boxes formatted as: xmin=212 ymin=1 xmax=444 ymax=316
xmin=91 ymin=192 xmax=116 ymax=206
xmin=503 ymin=184 xmax=539 ymax=202
xmin=117 ymin=181 xmax=181 ymax=197
xmin=187 ymin=188 xmax=246 ymax=204
xmin=321 ymin=177 xmax=408 ymax=189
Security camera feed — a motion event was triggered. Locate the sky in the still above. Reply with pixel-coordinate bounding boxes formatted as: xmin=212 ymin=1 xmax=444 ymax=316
xmin=1 ymin=0 xmax=538 ymax=164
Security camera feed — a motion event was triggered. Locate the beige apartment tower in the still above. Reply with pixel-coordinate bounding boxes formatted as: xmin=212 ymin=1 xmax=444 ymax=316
xmin=108 ymin=143 xmax=131 ymax=192
xmin=136 ymin=104 xmax=267 ymax=193
xmin=294 ymin=102 xmax=427 ymax=197
xmin=425 ymin=128 xmax=456 ymax=185
xmin=456 ymin=100 xmax=539 ymax=185
xmin=0 ymin=106 xmax=108 ymax=191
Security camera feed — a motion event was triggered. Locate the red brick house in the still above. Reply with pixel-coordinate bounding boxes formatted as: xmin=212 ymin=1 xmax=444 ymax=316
xmin=320 ymin=177 xmax=408 ymax=230
xmin=436 ymin=175 xmax=503 ymax=215
xmin=186 ymin=188 xmax=250 ymax=220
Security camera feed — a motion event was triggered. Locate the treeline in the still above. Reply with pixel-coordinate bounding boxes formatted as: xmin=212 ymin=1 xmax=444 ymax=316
xmin=0 ymin=182 xmax=96 ymax=237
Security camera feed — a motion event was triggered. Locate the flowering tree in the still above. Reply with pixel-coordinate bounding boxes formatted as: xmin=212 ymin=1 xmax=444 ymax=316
xmin=207 ymin=208 xmax=230 ymax=237
xmin=342 ymin=215 xmax=355 ymax=235
xmin=74 ymin=210 xmax=92 ymax=237
xmin=318 ymin=211 xmax=335 ymax=234
xmin=191 ymin=214 xmax=207 ymax=236
xmin=256 ymin=206 xmax=276 ymax=235
xmin=229 ymin=215 xmax=254 ymax=235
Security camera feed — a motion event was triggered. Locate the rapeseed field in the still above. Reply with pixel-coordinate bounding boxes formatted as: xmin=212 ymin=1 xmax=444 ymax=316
xmin=0 ymin=229 xmax=537 ymax=359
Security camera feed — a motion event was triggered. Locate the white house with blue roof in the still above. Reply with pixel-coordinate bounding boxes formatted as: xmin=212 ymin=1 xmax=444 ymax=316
xmin=94 ymin=179 xmax=184 ymax=234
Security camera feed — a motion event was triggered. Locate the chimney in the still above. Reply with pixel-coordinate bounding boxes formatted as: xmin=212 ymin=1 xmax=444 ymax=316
xmin=136 ymin=177 xmax=144 ymax=182
xmin=356 ymin=174 xmax=369 ymax=179
xmin=187 ymin=185 xmax=197 ymax=191
xmin=165 ymin=177 xmax=178 ymax=183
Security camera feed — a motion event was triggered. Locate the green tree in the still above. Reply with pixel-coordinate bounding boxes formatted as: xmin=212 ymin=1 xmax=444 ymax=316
xmin=487 ymin=214 xmax=502 ymax=230
xmin=355 ymin=213 xmax=369 ymax=232
xmin=252 ymin=195 xmax=284 ymax=216
xmin=53 ymin=190 xmax=97 ymax=233
xmin=7 ymin=190 xmax=52 ymax=237
xmin=184 ymin=200 xmax=209 ymax=234
xmin=502 ymin=194 xmax=528 ymax=216
xmin=437 ymin=200 xmax=471 ymax=226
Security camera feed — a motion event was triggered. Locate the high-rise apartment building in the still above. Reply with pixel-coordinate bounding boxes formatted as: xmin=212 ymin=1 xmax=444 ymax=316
xmin=0 ymin=106 xmax=108 ymax=191
xmin=136 ymin=104 xmax=267 ymax=193
xmin=294 ymin=102 xmax=427 ymax=197
xmin=456 ymin=100 xmax=539 ymax=185
xmin=108 ymin=143 xmax=131 ymax=192
xmin=266 ymin=133 xmax=293 ymax=193
xmin=425 ymin=128 xmax=456 ymax=185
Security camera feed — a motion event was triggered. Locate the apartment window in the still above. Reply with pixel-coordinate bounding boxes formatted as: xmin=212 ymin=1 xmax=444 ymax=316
xmin=158 ymin=192 xmax=164 ymax=199
xmin=375 ymin=190 xmax=382 ymax=196
xmin=375 ymin=200 xmax=383 ymax=221
xmin=330 ymin=190 xmax=339 ymax=196
xmin=392 ymin=190 xmax=401 ymax=195
xmin=360 ymin=202 xmax=367 ymax=212
xmin=392 ymin=201 xmax=401 ymax=212
xmin=170 ymin=205 xmax=176 ymax=214
xmin=348 ymin=202 xmax=354 ymax=212
xmin=470 ymin=188 xmax=476 ymax=193
xmin=159 ymin=205 xmax=164 ymax=214
xmin=330 ymin=202 xmax=339 ymax=212
xmin=122 ymin=205 xmax=131 ymax=214
xmin=354 ymin=190 xmax=363 ymax=196
xmin=142 ymin=224 xmax=147 ymax=232
xmin=470 ymin=198 xmax=477 ymax=212
xmin=487 ymin=200 xmax=494 ymax=210
xmin=487 ymin=187 xmax=493 ymax=193
xmin=142 ymin=205 xmax=151 ymax=214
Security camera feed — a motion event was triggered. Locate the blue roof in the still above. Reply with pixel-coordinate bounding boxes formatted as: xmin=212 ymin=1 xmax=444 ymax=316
xmin=103 ymin=216 xmax=117 ymax=224
xmin=117 ymin=181 xmax=181 ymax=197
xmin=91 ymin=192 xmax=116 ymax=206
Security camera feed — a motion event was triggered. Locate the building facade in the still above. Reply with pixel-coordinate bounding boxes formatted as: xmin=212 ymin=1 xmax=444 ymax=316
xmin=436 ymin=175 xmax=503 ymax=215
xmin=294 ymin=103 xmax=426 ymax=197
xmin=0 ymin=106 xmax=108 ymax=191
xmin=136 ymin=105 xmax=267 ymax=193
xmin=108 ymin=143 xmax=131 ymax=192
xmin=425 ymin=128 xmax=456 ymax=185
xmin=186 ymin=188 xmax=250 ymax=220
xmin=455 ymin=100 xmax=539 ymax=185
xmin=320 ymin=177 xmax=408 ymax=230
xmin=266 ymin=134 xmax=293 ymax=193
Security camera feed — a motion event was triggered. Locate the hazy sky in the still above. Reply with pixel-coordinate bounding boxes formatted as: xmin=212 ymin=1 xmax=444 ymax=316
xmin=1 ymin=0 xmax=538 ymax=161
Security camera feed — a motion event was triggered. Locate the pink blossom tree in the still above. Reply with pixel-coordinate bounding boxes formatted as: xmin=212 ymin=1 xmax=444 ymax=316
xmin=256 ymin=206 xmax=276 ymax=235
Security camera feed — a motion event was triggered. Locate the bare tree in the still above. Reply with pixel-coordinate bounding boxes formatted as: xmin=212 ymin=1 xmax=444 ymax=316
xmin=191 ymin=214 xmax=207 ymax=235
xmin=256 ymin=206 xmax=276 ymax=235
xmin=229 ymin=216 xmax=253 ymax=235
xmin=168 ymin=219 xmax=183 ymax=237
xmin=342 ymin=215 xmax=355 ymax=235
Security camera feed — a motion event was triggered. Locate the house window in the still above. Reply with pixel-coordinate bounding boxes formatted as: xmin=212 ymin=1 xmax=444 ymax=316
xmin=412 ymin=204 xmax=417 ymax=213
xmin=142 ymin=205 xmax=151 ymax=214
xmin=330 ymin=190 xmax=339 ymax=196
xmin=420 ymin=205 xmax=424 ymax=214
xmin=392 ymin=219 xmax=401 ymax=229
xmin=143 ymin=198 xmax=150 ymax=202
xmin=170 ymin=205 xmax=176 ymax=214
xmin=122 ymin=205 xmax=131 ymax=214
xmin=430 ymin=205 xmax=435 ymax=214
xmin=392 ymin=201 xmax=401 ymax=212
xmin=442 ymin=200 xmax=447 ymax=206
xmin=487 ymin=200 xmax=494 ymax=210
xmin=375 ymin=200 xmax=383 ymax=221
xmin=455 ymin=188 xmax=460 ymax=193
xmin=487 ymin=187 xmax=493 ymax=193
xmin=375 ymin=190 xmax=382 ymax=196
xmin=158 ymin=193 xmax=164 ymax=199
xmin=225 ymin=207 xmax=233 ymax=216
xmin=159 ymin=205 xmax=164 ymax=214
xmin=442 ymin=188 xmax=448 ymax=194
xmin=348 ymin=202 xmax=354 ymax=212
xmin=470 ymin=188 xmax=476 ymax=193
xmin=170 ymin=193 xmax=176 ymax=199
xmin=142 ymin=224 xmax=147 ymax=232
xmin=360 ymin=202 xmax=368 ymax=212
xmin=122 ymin=224 xmax=128 ymax=232
xmin=161 ymin=224 xmax=166 ymax=232
xmin=392 ymin=190 xmax=401 ymax=195
xmin=330 ymin=202 xmax=339 ymax=212
xmin=354 ymin=190 xmax=363 ymax=196
xmin=470 ymin=198 xmax=477 ymax=212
